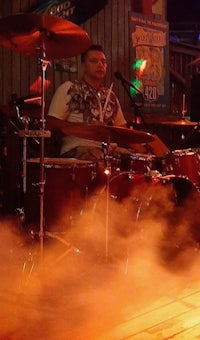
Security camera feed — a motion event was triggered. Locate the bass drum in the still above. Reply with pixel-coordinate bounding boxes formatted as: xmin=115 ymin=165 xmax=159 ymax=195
xmin=90 ymin=172 xmax=200 ymax=265
xmin=94 ymin=172 xmax=199 ymax=237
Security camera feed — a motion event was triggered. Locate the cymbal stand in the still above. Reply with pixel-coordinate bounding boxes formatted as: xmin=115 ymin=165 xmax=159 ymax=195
xmin=180 ymin=96 xmax=187 ymax=142
xmin=178 ymin=122 xmax=200 ymax=149
xmin=37 ymin=48 xmax=51 ymax=260
xmin=102 ymin=142 xmax=112 ymax=262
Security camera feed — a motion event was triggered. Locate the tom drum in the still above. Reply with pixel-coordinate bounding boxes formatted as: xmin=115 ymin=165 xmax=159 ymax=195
xmin=120 ymin=153 xmax=160 ymax=174
xmin=162 ymin=148 xmax=200 ymax=187
xmin=24 ymin=157 xmax=97 ymax=229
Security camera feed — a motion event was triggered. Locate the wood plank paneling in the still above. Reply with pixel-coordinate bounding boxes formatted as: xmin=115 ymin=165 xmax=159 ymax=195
xmin=1 ymin=0 xmax=199 ymax=118
xmin=0 ymin=0 xmax=132 ymax=112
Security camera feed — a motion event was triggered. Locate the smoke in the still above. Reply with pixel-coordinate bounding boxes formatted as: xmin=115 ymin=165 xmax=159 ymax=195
xmin=0 ymin=174 xmax=200 ymax=339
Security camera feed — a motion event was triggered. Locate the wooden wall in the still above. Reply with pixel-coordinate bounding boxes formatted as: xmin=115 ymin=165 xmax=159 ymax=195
xmin=0 ymin=0 xmax=133 ymax=114
xmin=1 ymin=2 xmax=200 ymax=129
xmin=0 ymin=0 xmax=137 ymax=214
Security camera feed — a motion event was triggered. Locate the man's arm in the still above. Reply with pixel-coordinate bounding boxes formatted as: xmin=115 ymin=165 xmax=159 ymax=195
xmin=46 ymin=115 xmax=69 ymax=131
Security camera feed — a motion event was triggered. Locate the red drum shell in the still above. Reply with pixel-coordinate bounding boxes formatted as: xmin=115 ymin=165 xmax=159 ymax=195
xmin=120 ymin=153 xmax=159 ymax=174
xmin=24 ymin=158 xmax=97 ymax=229
xmin=162 ymin=148 xmax=200 ymax=187
xmin=89 ymin=173 xmax=200 ymax=260
xmin=95 ymin=172 xmax=198 ymax=222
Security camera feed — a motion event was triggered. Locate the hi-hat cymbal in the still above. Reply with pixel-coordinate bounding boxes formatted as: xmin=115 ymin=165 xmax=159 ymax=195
xmin=49 ymin=118 xmax=155 ymax=145
xmin=161 ymin=119 xmax=197 ymax=127
xmin=0 ymin=103 xmax=42 ymax=118
xmin=0 ymin=13 xmax=90 ymax=59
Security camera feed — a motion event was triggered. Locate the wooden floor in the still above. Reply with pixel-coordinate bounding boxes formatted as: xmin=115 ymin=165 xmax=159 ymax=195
xmin=0 ymin=214 xmax=200 ymax=340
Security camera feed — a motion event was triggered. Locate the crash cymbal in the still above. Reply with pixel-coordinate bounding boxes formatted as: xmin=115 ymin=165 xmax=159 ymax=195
xmin=161 ymin=119 xmax=197 ymax=127
xmin=49 ymin=118 xmax=155 ymax=145
xmin=0 ymin=13 xmax=90 ymax=59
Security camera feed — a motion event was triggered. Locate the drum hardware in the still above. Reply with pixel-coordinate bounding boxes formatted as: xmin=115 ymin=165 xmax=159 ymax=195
xmin=16 ymin=106 xmax=31 ymax=193
xmin=45 ymin=231 xmax=81 ymax=263
xmin=161 ymin=119 xmax=197 ymax=143
xmin=7 ymin=105 xmax=41 ymax=198
xmin=178 ymin=122 xmax=200 ymax=150
xmin=16 ymin=106 xmax=46 ymax=195
xmin=0 ymin=13 xmax=90 ymax=260
xmin=160 ymin=119 xmax=198 ymax=150
xmin=101 ymin=141 xmax=114 ymax=261
xmin=18 ymin=130 xmax=51 ymax=138
xmin=27 ymin=230 xmax=81 ymax=266
xmin=18 ymin=129 xmax=51 ymax=195
xmin=102 ymin=142 xmax=114 ymax=176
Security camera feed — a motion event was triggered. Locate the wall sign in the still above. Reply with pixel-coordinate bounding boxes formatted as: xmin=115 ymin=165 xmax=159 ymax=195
xmin=31 ymin=0 xmax=108 ymax=25
xmin=130 ymin=12 xmax=169 ymax=114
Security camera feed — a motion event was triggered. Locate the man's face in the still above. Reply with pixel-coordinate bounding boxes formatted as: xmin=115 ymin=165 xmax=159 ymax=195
xmin=82 ymin=50 xmax=107 ymax=81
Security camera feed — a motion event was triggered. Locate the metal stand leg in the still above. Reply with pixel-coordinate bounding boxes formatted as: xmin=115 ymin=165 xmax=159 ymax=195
xmin=102 ymin=142 xmax=112 ymax=262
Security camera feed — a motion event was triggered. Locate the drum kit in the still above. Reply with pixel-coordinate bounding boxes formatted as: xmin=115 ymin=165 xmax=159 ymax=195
xmin=0 ymin=13 xmax=200 ymax=260
xmin=0 ymin=12 xmax=91 ymax=256
xmin=0 ymin=12 xmax=155 ymax=256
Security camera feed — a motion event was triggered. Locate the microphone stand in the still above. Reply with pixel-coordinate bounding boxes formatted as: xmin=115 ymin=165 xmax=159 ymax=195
xmin=119 ymin=79 xmax=150 ymax=132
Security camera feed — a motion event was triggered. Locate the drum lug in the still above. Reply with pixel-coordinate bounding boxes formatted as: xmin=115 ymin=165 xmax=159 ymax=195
xmin=91 ymin=170 xmax=97 ymax=181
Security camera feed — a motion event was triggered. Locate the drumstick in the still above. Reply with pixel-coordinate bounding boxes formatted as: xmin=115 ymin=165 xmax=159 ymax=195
xmin=103 ymin=82 xmax=113 ymax=115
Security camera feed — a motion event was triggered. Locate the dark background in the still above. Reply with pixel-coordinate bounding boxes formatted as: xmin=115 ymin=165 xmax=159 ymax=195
xmin=167 ymin=0 xmax=200 ymax=23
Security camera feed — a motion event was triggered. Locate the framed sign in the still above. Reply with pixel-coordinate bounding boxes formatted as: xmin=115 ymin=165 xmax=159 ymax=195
xmin=130 ymin=12 xmax=169 ymax=114
xmin=152 ymin=0 xmax=166 ymax=19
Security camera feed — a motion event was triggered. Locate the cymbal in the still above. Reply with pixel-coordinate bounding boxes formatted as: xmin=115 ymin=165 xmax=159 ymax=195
xmin=161 ymin=119 xmax=197 ymax=127
xmin=0 ymin=103 xmax=42 ymax=118
xmin=54 ymin=120 xmax=155 ymax=145
xmin=0 ymin=13 xmax=90 ymax=59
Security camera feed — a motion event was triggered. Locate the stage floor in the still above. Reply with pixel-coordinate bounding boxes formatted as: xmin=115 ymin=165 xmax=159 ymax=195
xmin=0 ymin=216 xmax=200 ymax=340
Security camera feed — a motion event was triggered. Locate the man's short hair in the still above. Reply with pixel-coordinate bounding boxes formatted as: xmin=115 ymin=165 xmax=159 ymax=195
xmin=81 ymin=44 xmax=105 ymax=62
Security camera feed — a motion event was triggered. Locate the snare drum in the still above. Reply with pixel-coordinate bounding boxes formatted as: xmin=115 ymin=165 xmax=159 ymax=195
xmin=120 ymin=153 xmax=158 ymax=174
xmin=24 ymin=158 xmax=97 ymax=228
xmin=162 ymin=149 xmax=200 ymax=187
